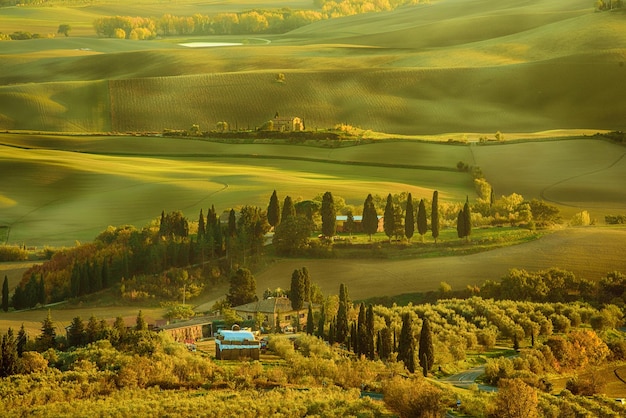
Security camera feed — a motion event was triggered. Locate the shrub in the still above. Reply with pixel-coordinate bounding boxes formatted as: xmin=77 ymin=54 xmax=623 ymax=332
xmin=383 ymin=376 xmax=447 ymax=418
xmin=0 ymin=245 xmax=28 ymax=262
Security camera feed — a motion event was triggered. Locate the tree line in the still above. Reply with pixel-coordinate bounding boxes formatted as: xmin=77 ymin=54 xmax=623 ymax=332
xmin=90 ymin=0 xmax=424 ymax=39
xmin=8 ymin=202 xmax=270 ymax=310
xmin=7 ymin=185 xmax=563 ymax=311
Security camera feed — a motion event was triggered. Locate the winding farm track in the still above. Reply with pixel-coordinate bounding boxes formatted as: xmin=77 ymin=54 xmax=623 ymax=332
xmin=540 ymin=152 xmax=626 ymax=207
xmin=255 ymin=227 xmax=626 ymax=300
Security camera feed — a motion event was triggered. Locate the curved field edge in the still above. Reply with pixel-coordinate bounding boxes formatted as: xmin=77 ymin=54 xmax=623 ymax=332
xmin=255 ymin=227 xmax=626 ymax=301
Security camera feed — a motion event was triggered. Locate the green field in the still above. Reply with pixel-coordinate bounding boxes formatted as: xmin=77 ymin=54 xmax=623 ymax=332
xmin=1 ymin=134 xmax=625 ymax=247
xmin=0 ymin=0 xmax=625 ymax=134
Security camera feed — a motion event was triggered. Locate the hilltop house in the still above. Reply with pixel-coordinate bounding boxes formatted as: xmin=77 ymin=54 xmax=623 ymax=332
xmin=272 ymin=113 xmax=304 ymax=132
xmin=232 ymin=297 xmax=317 ymax=332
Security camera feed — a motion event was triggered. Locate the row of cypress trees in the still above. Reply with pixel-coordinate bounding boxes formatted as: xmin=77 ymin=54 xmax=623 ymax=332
xmin=304 ymin=283 xmax=434 ymax=375
xmin=267 ymin=189 xmax=444 ymax=242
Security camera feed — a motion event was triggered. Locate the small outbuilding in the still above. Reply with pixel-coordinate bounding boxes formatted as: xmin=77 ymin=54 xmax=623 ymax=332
xmin=215 ymin=327 xmax=260 ymax=360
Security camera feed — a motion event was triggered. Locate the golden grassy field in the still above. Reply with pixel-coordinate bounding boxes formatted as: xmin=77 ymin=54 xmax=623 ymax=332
xmin=256 ymin=227 xmax=626 ymax=300
xmin=0 ymin=0 xmax=624 ymax=134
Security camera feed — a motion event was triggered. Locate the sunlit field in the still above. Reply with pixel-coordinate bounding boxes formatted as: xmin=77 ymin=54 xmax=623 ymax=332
xmin=0 ymin=0 xmax=624 ymax=134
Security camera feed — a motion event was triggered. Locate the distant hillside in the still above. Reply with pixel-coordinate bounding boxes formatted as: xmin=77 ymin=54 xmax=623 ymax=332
xmin=0 ymin=0 xmax=624 ymax=134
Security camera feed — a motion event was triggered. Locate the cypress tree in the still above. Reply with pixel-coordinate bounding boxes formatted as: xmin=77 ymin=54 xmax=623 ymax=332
xmin=70 ymin=263 xmax=80 ymax=297
xmin=302 ymin=266 xmax=311 ymax=302
xmin=102 ymin=258 xmax=110 ymax=289
xmin=289 ymin=269 xmax=304 ymax=312
xmin=91 ymin=260 xmax=102 ymax=293
xmin=306 ymin=304 xmax=314 ymax=335
xmin=418 ymin=317 xmax=434 ymax=377
xmin=366 ymin=304 xmax=375 ymax=360
xmin=405 ymin=193 xmax=415 ymax=241
xmin=431 ymin=190 xmax=440 ymax=243
xmin=26 ymin=273 xmax=38 ymax=308
xmin=357 ymin=303 xmax=367 ymax=357
xmin=281 ymin=196 xmax=295 ymax=223
xmin=197 ymin=209 xmax=206 ymax=241
xmin=379 ymin=327 xmax=392 ymax=361
xmin=336 ymin=283 xmax=349 ymax=345
xmin=362 ymin=194 xmax=378 ymax=241
xmin=16 ymin=324 xmax=27 ymax=356
xmin=317 ymin=304 xmax=325 ymax=339
xmin=11 ymin=286 xmax=24 ymax=311
xmin=457 ymin=209 xmax=466 ymax=239
xmin=463 ymin=196 xmax=472 ymax=241
xmin=38 ymin=310 xmax=56 ymax=350
xmin=321 ymin=191 xmax=336 ymax=239
xmin=2 ymin=275 xmax=8 ymax=312
xmin=345 ymin=210 xmax=355 ymax=236
xmin=158 ymin=210 xmax=166 ymax=237
xmin=398 ymin=313 xmax=416 ymax=373
xmin=383 ymin=193 xmax=394 ymax=243
xmin=267 ymin=190 xmax=280 ymax=229
xmin=350 ymin=321 xmax=358 ymax=353
xmin=86 ymin=315 xmax=100 ymax=344
xmin=228 ymin=209 xmax=237 ymax=238
xmin=136 ymin=310 xmax=147 ymax=331
xmin=275 ymin=311 xmax=282 ymax=334
xmin=417 ymin=198 xmax=427 ymax=240
xmin=1 ymin=328 xmax=18 ymax=377
xmin=113 ymin=316 xmax=127 ymax=346
xmin=68 ymin=316 xmax=86 ymax=347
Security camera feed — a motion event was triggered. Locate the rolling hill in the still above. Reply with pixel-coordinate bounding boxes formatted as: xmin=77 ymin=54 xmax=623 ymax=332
xmin=0 ymin=0 xmax=624 ymax=134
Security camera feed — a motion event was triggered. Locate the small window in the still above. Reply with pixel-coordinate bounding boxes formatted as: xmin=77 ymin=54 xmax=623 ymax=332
xmin=284 ymin=315 xmax=291 ymax=321
xmin=247 ymin=315 xmax=252 ymax=320
xmin=299 ymin=313 xmax=305 ymax=319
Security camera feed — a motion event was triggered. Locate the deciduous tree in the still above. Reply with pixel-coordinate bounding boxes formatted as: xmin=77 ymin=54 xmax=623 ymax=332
xmin=494 ymin=378 xmax=539 ymax=418
xmin=227 ymin=268 xmax=257 ymax=307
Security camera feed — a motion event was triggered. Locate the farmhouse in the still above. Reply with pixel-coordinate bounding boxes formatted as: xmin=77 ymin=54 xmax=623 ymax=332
xmin=157 ymin=316 xmax=214 ymax=343
xmin=215 ymin=327 xmax=260 ymax=360
xmin=335 ymin=215 xmax=384 ymax=233
xmin=232 ymin=297 xmax=317 ymax=332
xmin=272 ymin=114 xmax=304 ymax=132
